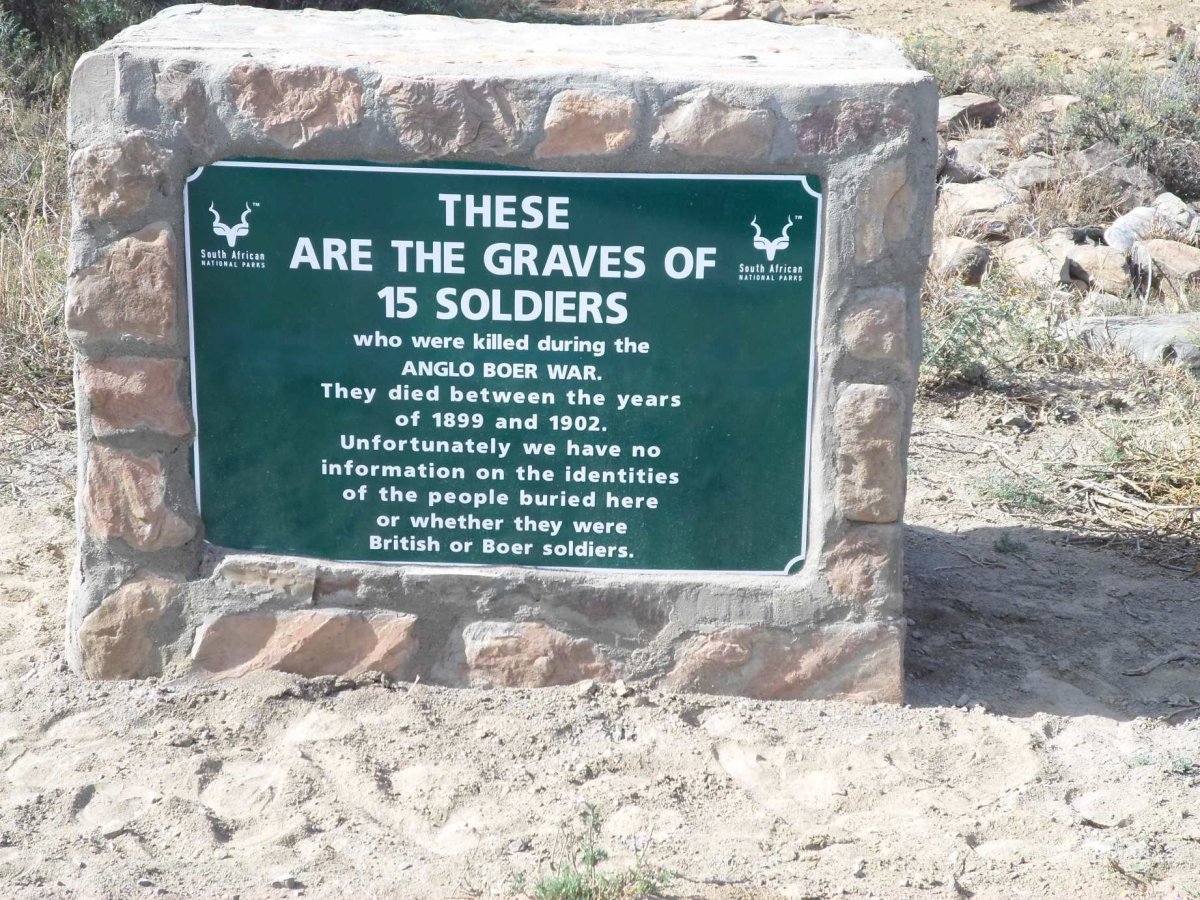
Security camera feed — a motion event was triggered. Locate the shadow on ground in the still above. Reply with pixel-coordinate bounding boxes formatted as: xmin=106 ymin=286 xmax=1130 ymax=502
xmin=904 ymin=522 xmax=1200 ymax=720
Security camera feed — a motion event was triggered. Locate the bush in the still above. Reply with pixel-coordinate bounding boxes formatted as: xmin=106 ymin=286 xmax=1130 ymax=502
xmin=1062 ymin=56 xmax=1200 ymax=199
xmin=906 ymin=34 xmax=1200 ymax=198
xmin=1 ymin=1 xmax=159 ymax=51
xmin=903 ymin=35 xmax=1067 ymax=107
xmin=921 ymin=265 xmax=1080 ymax=389
xmin=512 ymin=804 xmax=672 ymax=900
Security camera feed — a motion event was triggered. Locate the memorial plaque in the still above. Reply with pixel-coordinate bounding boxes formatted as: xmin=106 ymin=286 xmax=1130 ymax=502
xmin=185 ymin=161 xmax=822 ymax=573
xmin=68 ymin=6 xmax=934 ymax=696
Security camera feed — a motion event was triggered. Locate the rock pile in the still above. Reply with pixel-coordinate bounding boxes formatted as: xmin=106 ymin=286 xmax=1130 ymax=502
xmin=692 ymin=0 xmax=850 ymax=23
xmin=931 ymin=90 xmax=1200 ymax=372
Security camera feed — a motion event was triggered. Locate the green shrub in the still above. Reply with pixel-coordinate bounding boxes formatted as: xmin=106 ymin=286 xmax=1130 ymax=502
xmin=1060 ymin=56 xmax=1200 ymax=198
xmin=921 ymin=265 xmax=1079 ymax=389
xmin=980 ymin=475 xmax=1056 ymax=512
xmin=514 ymin=804 xmax=672 ymax=900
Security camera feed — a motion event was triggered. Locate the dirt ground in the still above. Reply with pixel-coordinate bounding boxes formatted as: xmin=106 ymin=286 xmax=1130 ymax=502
xmin=558 ymin=0 xmax=1200 ymax=64
xmin=4 ymin=2 xmax=1200 ymax=898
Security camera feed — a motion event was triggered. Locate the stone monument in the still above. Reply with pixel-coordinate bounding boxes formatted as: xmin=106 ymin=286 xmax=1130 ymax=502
xmin=66 ymin=4 xmax=936 ymax=698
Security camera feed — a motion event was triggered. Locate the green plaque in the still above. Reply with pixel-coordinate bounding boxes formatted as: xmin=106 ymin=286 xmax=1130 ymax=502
xmin=184 ymin=161 xmax=822 ymax=574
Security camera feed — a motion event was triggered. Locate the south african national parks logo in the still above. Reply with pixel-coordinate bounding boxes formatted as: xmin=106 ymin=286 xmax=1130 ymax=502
xmin=208 ymin=202 xmax=254 ymax=247
xmin=739 ymin=215 xmax=806 ymax=283
xmin=749 ymin=215 xmax=794 ymax=261
xmin=197 ymin=201 xmax=266 ymax=270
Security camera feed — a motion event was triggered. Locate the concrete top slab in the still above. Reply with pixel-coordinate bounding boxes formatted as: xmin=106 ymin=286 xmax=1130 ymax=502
xmin=96 ymin=3 xmax=924 ymax=87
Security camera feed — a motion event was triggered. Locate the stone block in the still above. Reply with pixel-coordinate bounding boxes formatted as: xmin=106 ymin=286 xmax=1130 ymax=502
xmin=856 ymin=158 xmax=912 ymax=262
xmin=536 ymin=90 xmax=638 ymax=158
xmin=227 ymin=63 xmax=363 ymax=148
xmin=77 ymin=575 xmax=175 ymax=679
xmin=67 ymin=223 xmax=178 ymax=347
xmin=792 ymin=98 xmax=913 ymax=157
xmin=995 ymin=234 xmax=1072 ymax=285
xmin=942 ymin=137 xmax=1005 ymax=183
xmin=823 ymin=526 xmax=895 ymax=602
xmin=154 ymin=61 xmax=209 ymax=145
xmin=651 ymin=90 xmax=775 ymax=159
xmin=1061 ymin=314 xmax=1200 ymax=372
xmin=937 ymin=93 xmax=1003 ymax=133
xmin=835 ymin=384 xmax=903 ymax=523
xmin=215 ymin=556 xmax=317 ymax=604
xmin=1004 ymin=154 xmax=1060 ymax=190
xmin=937 ymin=180 xmax=1029 ymax=239
xmin=192 ymin=609 xmax=418 ymax=678
xmin=664 ymin=623 xmax=902 ymax=702
xmin=1066 ymin=245 xmax=1132 ymax=296
xmin=931 ymin=236 xmax=991 ymax=285
xmin=379 ymin=79 xmax=526 ymax=157
xmin=84 ymin=445 xmax=195 ymax=551
xmin=456 ymin=621 xmax=615 ymax=688
xmin=80 ymin=357 xmax=190 ymax=437
xmin=69 ymin=131 xmax=168 ymax=222
xmin=844 ymin=288 xmax=908 ymax=363
xmin=1133 ymin=239 xmax=1200 ymax=306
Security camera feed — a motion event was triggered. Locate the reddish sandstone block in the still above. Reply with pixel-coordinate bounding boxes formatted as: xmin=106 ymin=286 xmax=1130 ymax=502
xmin=856 ymin=157 xmax=913 ymax=263
xmin=192 ymin=609 xmax=417 ymax=678
xmin=84 ymin=445 xmax=195 ymax=551
xmin=835 ymin=384 xmax=904 ymax=523
xmin=793 ymin=98 xmax=913 ymax=156
xmin=80 ymin=356 xmax=190 ymax=437
xmin=459 ymin=621 xmax=615 ymax=687
xmin=67 ymin=223 xmax=178 ymax=347
xmin=380 ymin=78 xmax=526 ymax=157
xmin=844 ymin=288 xmax=908 ymax=363
xmin=227 ymin=63 xmax=363 ymax=148
xmin=824 ymin=527 xmax=892 ymax=602
xmin=651 ymin=90 xmax=775 ymax=159
xmin=664 ymin=623 xmax=902 ymax=702
xmin=536 ymin=90 xmax=638 ymax=158
xmin=78 ymin=575 xmax=176 ymax=679
xmin=69 ymin=131 xmax=168 ymax=221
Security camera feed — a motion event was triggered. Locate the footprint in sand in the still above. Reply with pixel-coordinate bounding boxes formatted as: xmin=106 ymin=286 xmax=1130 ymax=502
xmin=73 ymin=782 xmax=159 ymax=837
xmin=197 ymin=757 xmax=310 ymax=849
xmin=713 ymin=741 xmax=846 ymax=814
xmin=199 ymin=758 xmax=288 ymax=821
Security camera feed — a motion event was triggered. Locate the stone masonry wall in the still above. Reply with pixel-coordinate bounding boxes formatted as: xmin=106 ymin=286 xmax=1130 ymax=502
xmin=66 ymin=4 xmax=937 ymax=700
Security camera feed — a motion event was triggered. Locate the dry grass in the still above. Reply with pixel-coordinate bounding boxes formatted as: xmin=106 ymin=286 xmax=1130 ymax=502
xmin=924 ymin=244 xmax=1200 ymax=565
xmin=921 ymin=256 xmax=1086 ymax=389
xmin=924 ymin=242 xmax=1200 ymax=562
xmin=984 ymin=366 xmax=1200 ymax=569
xmin=1022 ymin=175 xmax=1128 ymax=239
xmin=0 ymin=85 xmax=71 ymax=420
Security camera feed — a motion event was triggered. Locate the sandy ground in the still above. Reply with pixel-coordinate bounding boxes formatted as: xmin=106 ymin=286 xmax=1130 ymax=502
xmin=2 ymin=391 xmax=1200 ymax=900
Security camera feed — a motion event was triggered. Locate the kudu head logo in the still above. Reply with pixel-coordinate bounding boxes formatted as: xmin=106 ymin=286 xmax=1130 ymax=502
xmin=209 ymin=202 xmax=253 ymax=248
xmin=750 ymin=215 xmax=794 ymax=262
